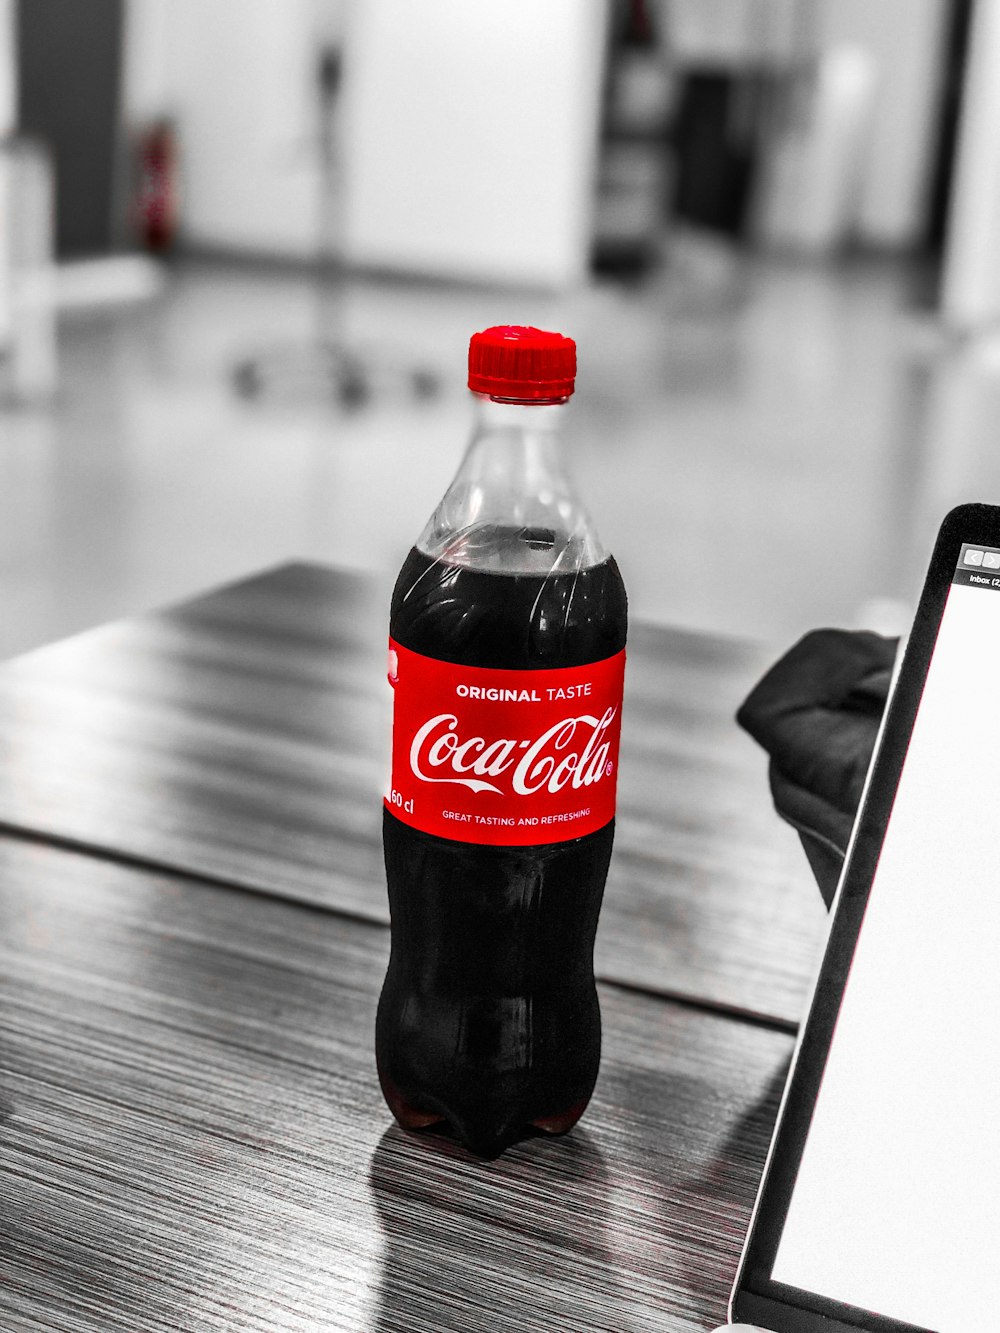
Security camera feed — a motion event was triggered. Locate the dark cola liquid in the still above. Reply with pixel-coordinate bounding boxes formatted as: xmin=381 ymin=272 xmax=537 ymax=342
xmin=378 ymin=537 xmax=627 ymax=1158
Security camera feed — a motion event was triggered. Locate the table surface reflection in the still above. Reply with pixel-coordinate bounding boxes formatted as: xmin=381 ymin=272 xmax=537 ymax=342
xmin=0 ymin=562 xmax=826 ymax=1332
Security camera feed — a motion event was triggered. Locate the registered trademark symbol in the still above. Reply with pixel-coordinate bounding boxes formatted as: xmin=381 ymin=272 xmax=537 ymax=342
xmin=605 ymin=762 xmax=613 ymax=776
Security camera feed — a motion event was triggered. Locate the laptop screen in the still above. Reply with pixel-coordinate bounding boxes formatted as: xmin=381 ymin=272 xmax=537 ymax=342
xmin=767 ymin=542 xmax=1000 ymax=1329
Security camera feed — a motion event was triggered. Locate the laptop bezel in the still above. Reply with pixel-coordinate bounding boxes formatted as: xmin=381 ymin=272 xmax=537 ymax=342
xmin=729 ymin=502 xmax=994 ymax=1333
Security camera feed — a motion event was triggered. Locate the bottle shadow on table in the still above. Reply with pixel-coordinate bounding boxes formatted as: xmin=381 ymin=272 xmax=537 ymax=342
xmin=670 ymin=1061 xmax=791 ymax=1316
xmin=368 ymin=1121 xmax=642 ymax=1333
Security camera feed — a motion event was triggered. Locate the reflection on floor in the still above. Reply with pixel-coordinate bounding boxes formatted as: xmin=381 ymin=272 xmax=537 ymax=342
xmin=2 ymin=247 xmax=997 ymax=660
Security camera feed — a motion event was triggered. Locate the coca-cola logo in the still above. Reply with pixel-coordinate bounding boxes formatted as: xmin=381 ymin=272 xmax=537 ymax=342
xmin=388 ymin=641 xmax=625 ymax=845
xmin=409 ymin=708 xmax=617 ymax=796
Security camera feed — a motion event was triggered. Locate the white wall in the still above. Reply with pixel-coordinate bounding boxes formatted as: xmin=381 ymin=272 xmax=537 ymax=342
xmin=122 ymin=0 xmax=168 ymax=122
xmin=124 ymin=0 xmax=329 ymax=257
xmin=340 ymin=0 xmax=607 ymax=287
xmin=123 ymin=0 xmax=605 ymax=282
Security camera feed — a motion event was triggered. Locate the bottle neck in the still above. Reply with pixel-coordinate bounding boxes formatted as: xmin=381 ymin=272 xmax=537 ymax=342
xmin=416 ymin=393 xmax=608 ymax=575
xmin=465 ymin=394 xmax=570 ymax=496
xmin=472 ymin=394 xmax=570 ymax=430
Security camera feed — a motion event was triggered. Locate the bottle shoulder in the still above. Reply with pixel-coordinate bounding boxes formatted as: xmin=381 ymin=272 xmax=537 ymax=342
xmin=390 ymin=544 xmax=627 ymax=670
xmin=417 ymin=404 xmax=609 ymax=575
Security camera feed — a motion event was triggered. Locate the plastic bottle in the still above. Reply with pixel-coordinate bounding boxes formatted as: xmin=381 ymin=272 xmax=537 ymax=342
xmin=377 ymin=325 xmax=627 ymax=1158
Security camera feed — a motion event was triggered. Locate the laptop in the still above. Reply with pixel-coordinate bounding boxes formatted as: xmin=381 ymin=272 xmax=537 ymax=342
xmin=714 ymin=504 xmax=1000 ymax=1333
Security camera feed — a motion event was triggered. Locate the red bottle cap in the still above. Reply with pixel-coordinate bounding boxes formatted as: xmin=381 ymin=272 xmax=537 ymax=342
xmin=468 ymin=325 xmax=576 ymax=402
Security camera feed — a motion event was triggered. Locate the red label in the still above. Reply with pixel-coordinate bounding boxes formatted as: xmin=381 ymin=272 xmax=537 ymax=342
xmin=386 ymin=640 xmax=626 ymax=845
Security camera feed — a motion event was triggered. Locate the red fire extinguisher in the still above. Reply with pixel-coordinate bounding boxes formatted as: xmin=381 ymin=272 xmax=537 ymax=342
xmin=133 ymin=119 xmax=179 ymax=253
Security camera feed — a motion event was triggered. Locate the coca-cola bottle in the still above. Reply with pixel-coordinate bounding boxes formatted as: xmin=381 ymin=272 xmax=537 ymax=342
xmin=377 ymin=325 xmax=627 ymax=1158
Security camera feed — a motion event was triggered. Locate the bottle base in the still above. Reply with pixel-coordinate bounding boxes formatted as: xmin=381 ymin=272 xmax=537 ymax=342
xmin=381 ymin=1073 xmax=590 ymax=1156
xmin=379 ymin=1070 xmax=446 ymax=1131
xmin=530 ymin=1098 xmax=588 ymax=1135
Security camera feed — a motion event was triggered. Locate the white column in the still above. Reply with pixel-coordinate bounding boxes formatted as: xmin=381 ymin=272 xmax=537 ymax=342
xmin=0 ymin=0 xmax=17 ymax=348
xmin=941 ymin=0 xmax=1000 ymax=329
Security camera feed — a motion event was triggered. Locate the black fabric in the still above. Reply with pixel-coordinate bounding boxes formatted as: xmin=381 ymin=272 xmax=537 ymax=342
xmin=736 ymin=629 xmax=898 ymax=908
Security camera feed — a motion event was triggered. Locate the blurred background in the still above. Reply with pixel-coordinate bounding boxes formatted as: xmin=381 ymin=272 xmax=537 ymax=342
xmin=0 ymin=0 xmax=998 ymax=657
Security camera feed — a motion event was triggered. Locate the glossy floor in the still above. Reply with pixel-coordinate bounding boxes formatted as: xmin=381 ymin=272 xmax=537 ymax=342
xmin=2 ymin=245 xmax=997 ymax=659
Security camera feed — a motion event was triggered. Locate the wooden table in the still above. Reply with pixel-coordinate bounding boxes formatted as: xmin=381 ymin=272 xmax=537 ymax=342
xmin=0 ymin=563 xmax=828 ymax=1332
